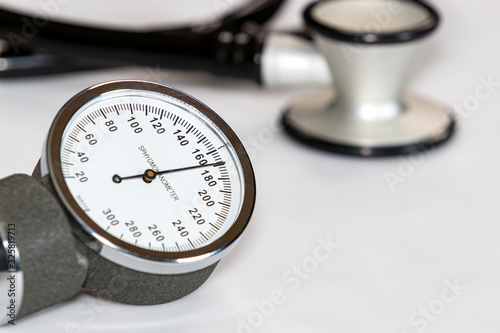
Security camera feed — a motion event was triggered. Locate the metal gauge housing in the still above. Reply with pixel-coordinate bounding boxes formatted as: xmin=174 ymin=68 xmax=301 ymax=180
xmin=41 ymin=80 xmax=255 ymax=275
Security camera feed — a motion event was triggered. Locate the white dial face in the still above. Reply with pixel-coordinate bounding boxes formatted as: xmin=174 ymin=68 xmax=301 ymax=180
xmin=57 ymin=89 xmax=245 ymax=253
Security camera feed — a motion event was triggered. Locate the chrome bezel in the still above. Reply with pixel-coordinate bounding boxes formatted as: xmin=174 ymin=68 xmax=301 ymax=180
xmin=41 ymin=80 xmax=255 ymax=274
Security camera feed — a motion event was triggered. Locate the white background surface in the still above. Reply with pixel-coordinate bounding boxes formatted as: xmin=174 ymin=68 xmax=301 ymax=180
xmin=1 ymin=0 xmax=499 ymax=332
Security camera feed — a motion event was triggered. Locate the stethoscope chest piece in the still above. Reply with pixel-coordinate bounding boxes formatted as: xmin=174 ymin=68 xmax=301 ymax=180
xmin=282 ymin=0 xmax=455 ymax=156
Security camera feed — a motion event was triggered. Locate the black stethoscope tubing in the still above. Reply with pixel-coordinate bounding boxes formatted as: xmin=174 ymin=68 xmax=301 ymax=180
xmin=0 ymin=0 xmax=285 ymax=81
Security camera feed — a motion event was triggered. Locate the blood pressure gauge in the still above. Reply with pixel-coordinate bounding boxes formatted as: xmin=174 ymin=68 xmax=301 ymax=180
xmin=0 ymin=80 xmax=255 ymax=324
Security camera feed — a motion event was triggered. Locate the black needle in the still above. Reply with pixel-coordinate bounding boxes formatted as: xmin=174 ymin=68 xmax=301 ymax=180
xmin=112 ymin=161 xmax=226 ymax=184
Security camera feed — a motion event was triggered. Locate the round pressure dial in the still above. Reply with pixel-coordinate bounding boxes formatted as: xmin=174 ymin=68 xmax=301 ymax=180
xmin=42 ymin=81 xmax=255 ymax=274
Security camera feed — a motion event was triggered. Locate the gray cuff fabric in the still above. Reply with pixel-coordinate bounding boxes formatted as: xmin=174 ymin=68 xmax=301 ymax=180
xmin=82 ymin=246 xmax=218 ymax=305
xmin=0 ymin=174 xmax=88 ymax=320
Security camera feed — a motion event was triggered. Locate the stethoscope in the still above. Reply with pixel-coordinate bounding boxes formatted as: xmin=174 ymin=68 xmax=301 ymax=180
xmin=0 ymin=0 xmax=456 ymax=156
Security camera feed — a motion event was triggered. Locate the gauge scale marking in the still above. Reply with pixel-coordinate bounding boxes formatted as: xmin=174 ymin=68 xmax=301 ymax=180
xmin=60 ymin=94 xmax=242 ymax=253
xmin=46 ymin=82 xmax=254 ymax=265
